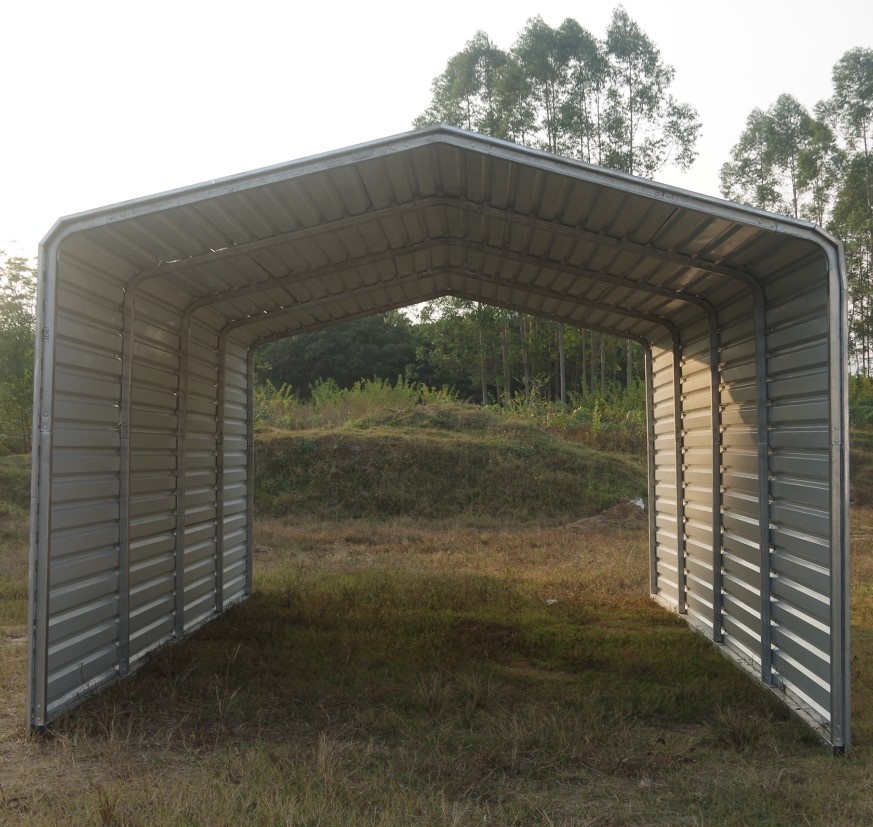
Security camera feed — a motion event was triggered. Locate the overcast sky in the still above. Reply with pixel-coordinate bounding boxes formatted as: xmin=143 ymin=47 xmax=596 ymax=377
xmin=2 ymin=0 xmax=870 ymax=257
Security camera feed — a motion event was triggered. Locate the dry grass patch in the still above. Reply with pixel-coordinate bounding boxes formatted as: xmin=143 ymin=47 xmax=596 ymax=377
xmin=3 ymin=514 xmax=872 ymax=824
xmin=5 ymin=413 xmax=873 ymax=825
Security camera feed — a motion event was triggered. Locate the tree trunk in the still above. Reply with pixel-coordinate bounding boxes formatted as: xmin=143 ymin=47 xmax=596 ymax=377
xmin=600 ymin=335 xmax=607 ymax=391
xmin=477 ymin=312 xmax=488 ymax=405
xmin=500 ymin=314 xmax=512 ymax=404
xmin=590 ymin=331 xmax=596 ymax=392
xmin=519 ymin=315 xmax=531 ymax=401
xmin=626 ymin=339 xmax=633 ymax=385
xmin=556 ymin=323 xmax=566 ymax=404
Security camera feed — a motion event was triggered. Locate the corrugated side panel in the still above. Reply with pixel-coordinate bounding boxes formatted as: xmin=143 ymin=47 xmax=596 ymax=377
xmin=183 ymin=316 xmax=221 ymax=631
xmin=717 ymin=294 xmax=763 ymax=670
xmin=679 ymin=319 xmax=716 ymax=634
xmin=45 ymin=245 xmax=126 ymax=718
xmin=221 ymin=338 xmax=250 ymax=605
xmin=652 ymin=341 xmax=679 ymax=609
xmin=127 ymin=284 xmax=182 ymax=667
xmin=765 ymin=255 xmax=833 ymax=726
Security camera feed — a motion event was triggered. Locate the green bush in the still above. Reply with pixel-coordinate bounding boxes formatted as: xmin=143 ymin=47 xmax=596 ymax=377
xmin=254 ymin=377 xmax=457 ymax=430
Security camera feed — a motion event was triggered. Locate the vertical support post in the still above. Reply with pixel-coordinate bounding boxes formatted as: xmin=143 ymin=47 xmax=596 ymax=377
xmin=215 ymin=336 xmax=227 ymax=613
xmin=645 ymin=347 xmax=657 ymax=595
xmin=245 ymin=346 xmax=255 ymax=597
xmin=174 ymin=313 xmax=192 ymax=638
xmin=829 ymin=246 xmax=851 ymax=751
xmin=752 ymin=287 xmax=772 ymax=684
xmin=26 ymin=242 xmax=58 ymax=728
xmin=117 ymin=281 xmax=136 ymax=677
xmin=672 ymin=331 xmax=686 ymax=614
xmin=709 ymin=314 xmax=723 ymax=643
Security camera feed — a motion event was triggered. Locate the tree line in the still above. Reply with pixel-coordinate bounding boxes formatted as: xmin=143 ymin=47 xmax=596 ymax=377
xmin=257 ymin=302 xmax=642 ymax=405
xmin=414 ymin=8 xmax=700 ymax=177
xmin=414 ymin=11 xmax=872 ymax=375
xmin=3 ymin=13 xmax=872 ymax=452
xmin=412 ymin=7 xmax=700 ymax=387
xmin=719 ymin=48 xmax=873 ymax=373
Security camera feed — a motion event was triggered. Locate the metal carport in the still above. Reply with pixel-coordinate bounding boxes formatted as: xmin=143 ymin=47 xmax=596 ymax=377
xmin=27 ymin=125 xmax=851 ymax=749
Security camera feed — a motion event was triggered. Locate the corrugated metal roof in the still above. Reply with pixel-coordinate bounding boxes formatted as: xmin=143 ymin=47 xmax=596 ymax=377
xmin=48 ymin=126 xmax=832 ymax=346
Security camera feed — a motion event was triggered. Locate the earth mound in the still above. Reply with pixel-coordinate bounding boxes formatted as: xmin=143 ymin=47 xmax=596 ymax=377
xmin=569 ymin=497 xmax=647 ymax=532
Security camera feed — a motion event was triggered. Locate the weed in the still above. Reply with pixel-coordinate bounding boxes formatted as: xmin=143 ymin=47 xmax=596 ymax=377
xmin=315 ymin=730 xmax=342 ymax=793
xmin=415 ymin=672 xmax=453 ymax=721
xmin=91 ymin=783 xmax=120 ymax=827
xmin=704 ymin=704 xmax=777 ymax=751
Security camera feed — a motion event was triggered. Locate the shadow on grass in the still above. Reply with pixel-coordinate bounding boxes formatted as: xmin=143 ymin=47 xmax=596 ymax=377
xmin=54 ymin=567 xmax=795 ymax=759
xmin=23 ymin=518 xmax=864 ymax=826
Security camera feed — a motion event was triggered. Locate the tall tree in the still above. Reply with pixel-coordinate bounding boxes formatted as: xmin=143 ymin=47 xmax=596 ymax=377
xmin=512 ymin=16 xmax=570 ymax=153
xmin=416 ymin=9 xmax=701 ymax=175
xmin=415 ymin=8 xmax=702 ymax=393
xmin=559 ymin=18 xmax=609 ymax=164
xmin=828 ymin=48 xmax=873 ymax=373
xmin=414 ymin=31 xmax=510 ymax=137
xmin=721 ymin=96 xmax=840 ymax=220
xmin=801 ymin=109 xmax=844 ymax=226
xmin=831 ymin=47 xmax=873 ymax=181
xmin=602 ymin=6 xmax=700 ymax=177
xmin=768 ymin=94 xmax=816 ymax=218
xmin=722 ymin=48 xmax=873 ymax=372
xmin=720 ymin=108 xmax=783 ymax=212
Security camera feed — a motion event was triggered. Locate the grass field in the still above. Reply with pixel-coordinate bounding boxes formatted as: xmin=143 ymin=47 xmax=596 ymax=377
xmin=0 ymin=410 xmax=871 ymax=825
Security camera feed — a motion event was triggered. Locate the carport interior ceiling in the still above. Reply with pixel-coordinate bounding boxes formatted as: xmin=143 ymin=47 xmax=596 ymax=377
xmin=29 ymin=125 xmax=850 ymax=748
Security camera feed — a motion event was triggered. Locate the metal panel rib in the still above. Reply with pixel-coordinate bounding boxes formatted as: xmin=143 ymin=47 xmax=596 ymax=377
xmin=173 ymin=312 xmax=192 ymax=637
xmin=672 ymin=329 xmax=686 ymax=613
xmin=245 ymin=347 xmax=255 ymax=598
xmin=117 ymin=280 xmax=134 ymax=675
xmin=828 ymin=243 xmax=851 ymax=750
xmin=215 ymin=336 xmax=226 ymax=612
xmin=645 ymin=348 xmax=657 ymax=594
xmin=709 ymin=313 xmax=724 ymax=642
xmin=27 ymin=240 xmax=59 ymax=728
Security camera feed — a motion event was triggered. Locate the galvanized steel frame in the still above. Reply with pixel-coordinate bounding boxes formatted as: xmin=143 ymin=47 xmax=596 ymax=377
xmin=26 ymin=126 xmax=850 ymax=750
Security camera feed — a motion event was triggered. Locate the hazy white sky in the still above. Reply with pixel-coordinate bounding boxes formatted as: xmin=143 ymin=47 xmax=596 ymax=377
xmin=2 ymin=0 xmax=870 ymax=257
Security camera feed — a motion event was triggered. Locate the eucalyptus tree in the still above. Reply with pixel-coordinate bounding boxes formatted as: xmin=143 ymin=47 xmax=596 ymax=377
xmin=768 ymin=94 xmax=817 ymax=218
xmin=512 ymin=16 xmax=571 ymax=153
xmin=722 ymin=48 xmax=872 ymax=372
xmin=801 ymin=110 xmax=844 ymax=226
xmin=415 ymin=8 xmax=702 ymax=398
xmin=828 ymin=47 xmax=873 ymax=244
xmin=833 ymin=155 xmax=873 ymax=373
xmin=720 ymin=108 xmax=782 ymax=211
xmin=827 ymin=48 xmax=873 ymax=373
xmin=559 ymin=18 xmax=609 ymax=164
xmin=416 ymin=8 xmax=701 ymax=176
xmin=414 ymin=31 xmax=509 ymax=136
xmin=831 ymin=47 xmax=873 ymax=182
xmin=720 ymin=97 xmax=838 ymax=219
xmin=602 ymin=6 xmax=700 ymax=177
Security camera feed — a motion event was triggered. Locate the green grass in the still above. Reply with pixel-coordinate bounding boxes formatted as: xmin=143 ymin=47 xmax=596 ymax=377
xmin=255 ymin=403 xmax=646 ymax=522
xmin=0 ymin=454 xmax=29 ymax=630
xmin=2 ymin=424 xmax=873 ymax=824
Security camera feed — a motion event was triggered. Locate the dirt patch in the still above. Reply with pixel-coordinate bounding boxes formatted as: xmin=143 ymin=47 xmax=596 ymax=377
xmin=569 ymin=498 xmax=647 ymax=532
